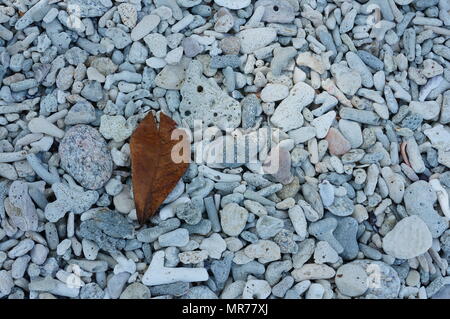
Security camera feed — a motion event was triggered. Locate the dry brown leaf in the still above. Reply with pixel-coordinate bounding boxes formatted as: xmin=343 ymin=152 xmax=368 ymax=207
xmin=130 ymin=112 xmax=190 ymax=224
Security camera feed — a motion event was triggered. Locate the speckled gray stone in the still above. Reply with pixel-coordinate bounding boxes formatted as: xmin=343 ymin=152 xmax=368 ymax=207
xmin=80 ymin=283 xmax=105 ymax=299
xmin=210 ymin=55 xmax=241 ymax=69
xmin=59 ymin=125 xmax=113 ymax=190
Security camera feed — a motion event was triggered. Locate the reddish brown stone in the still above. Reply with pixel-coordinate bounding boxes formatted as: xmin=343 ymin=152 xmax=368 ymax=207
xmin=325 ymin=128 xmax=351 ymax=156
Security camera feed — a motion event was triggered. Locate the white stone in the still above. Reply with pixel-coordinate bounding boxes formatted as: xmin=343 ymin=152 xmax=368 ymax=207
xmin=29 ymin=276 xmax=79 ymax=298
xmin=296 ymin=51 xmax=326 ymax=74
xmin=381 ymin=167 xmax=405 ymax=204
xmin=214 ymin=0 xmax=251 ymax=10
xmin=178 ymin=250 xmax=209 ymax=264
xmin=0 ymin=270 xmax=13 ymax=295
xmin=146 ymin=57 xmax=167 ymax=69
xmin=144 ymin=33 xmax=168 ymax=58
xmin=237 ymin=27 xmax=277 ymax=54
xmin=142 ymin=251 xmax=208 ymax=286
xmin=158 ymin=229 xmax=189 ymax=247
xmin=200 ymin=233 xmax=227 ymax=259
xmin=318 ymin=180 xmax=334 ymax=207
xmin=86 ymin=67 xmax=106 ymax=82
xmin=313 ymin=241 xmax=339 ymax=264
xmin=153 ymin=6 xmax=172 ymax=20
xmin=6 ymin=180 xmax=38 ymax=231
xmin=82 ymin=239 xmax=99 ymax=260
xmin=243 ymin=200 xmax=268 ymax=217
xmin=335 ymin=263 xmax=368 ymax=297
xmin=288 ymin=205 xmax=307 ymax=240
xmin=430 ymin=179 xmax=450 ymax=219
xmin=30 ymin=244 xmax=49 ymax=265
xmin=99 ymin=115 xmax=133 ymax=142
xmin=28 ymin=117 xmax=64 ymax=138
xmin=244 ymin=240 xmax=281 ymax=262
xmin=292 ymin=280 xmax=311 ymax=296
xmin=331 ymin=63 xmax=361 ymax=95
xmin=113 ymin=257 xmax=136 ymax=275
xmin=311 ymin=111 xmax=336 ymax=139
xmin=305 ymin=283 xmax=325 ymax=299
xmin=165 ymin=47 xmax=184 ymax=65
xmin=225 ymin=237 xmax=244 ymax=252
xmin=409 ymin=101 xmax=440 ymax=120
xmin=270 ymin=82 xmax=315 ymax=132
xmin=338 ymin=119 xmax=362 ymax=148
xmin=382 ymin=216 xmax=433 ymax=259
xmin=373 ymin=102 xmax=389 ymax=120
xmin=260 ymin=84 xmax=289 ymax=102
xmin=113 ymin=186 xmax=135 ymax=214
xmin=288 ymin=126 xmax=316 ymax=144
xmin=131 ymin=15 xmax=160 ymax=41
xmin=155 ymin=65 xmax=185 ymax=90
xmin=221 ymin=280 xmax=246 ymax=299
xmin=394 ymin=0 xmax=413 ymax=4
xmin=160 ymin=196 xmax=190 ymax=220
xmin=424 ymin=124 xmax=450 ymax=149
xmin=220 ymin=203 xmax=248 ymax=236
xmin=421 ymin=59 xmax=444 ymax=78
xmin=291 ymin=264 xmax=336 ymax=281
xmin=242 ymin=279 xmax=271 ymax=299
xmin=233 ymin=250 xmax=254 ymax=264
xmin=352 ymin=204 xmax=368 ymax=223
xmin=56 ymin=239 xmax=72 ymax=256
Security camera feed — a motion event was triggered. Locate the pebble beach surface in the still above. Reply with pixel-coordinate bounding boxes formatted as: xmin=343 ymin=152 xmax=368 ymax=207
xmin=0 ymin=0 xmax=450 ymax=300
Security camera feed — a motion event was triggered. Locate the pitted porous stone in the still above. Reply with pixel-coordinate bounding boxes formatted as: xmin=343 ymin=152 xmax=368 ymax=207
xmin=179 ymin=60 xmax=241 ymax=130
xmin=66 ymin=0 xmax=111 ymax=17
xmin=59 ymin=125 xmax=113 ymax=190
xmin=255 ymin=0 xmax=295 ymax=23
xmin=45 ymin=183 xmax=99 ymax=222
